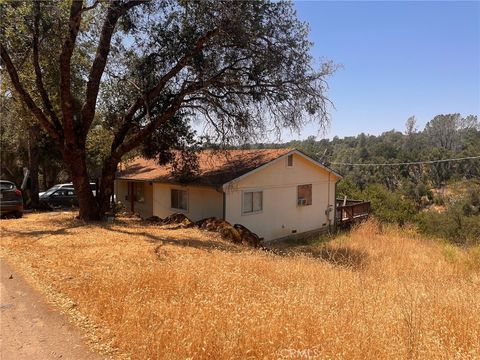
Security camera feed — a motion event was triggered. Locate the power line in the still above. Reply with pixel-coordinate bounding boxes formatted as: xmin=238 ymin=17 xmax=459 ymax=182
xmin=330 ymin=155 xmax=480 ymax=167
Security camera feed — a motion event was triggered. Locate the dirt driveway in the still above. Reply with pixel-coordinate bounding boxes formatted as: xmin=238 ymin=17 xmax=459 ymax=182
xmin=0 ymin=258 xmax=103 ymax=360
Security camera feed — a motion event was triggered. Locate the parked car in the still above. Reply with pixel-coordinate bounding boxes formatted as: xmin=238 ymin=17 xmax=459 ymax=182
xmin=0 ymin=180 xmax=24 ymax=218
xmin=39 ymin=182 xmax=96 ymax=197
xmin=39 ymin=187 xmax=78 ymax=209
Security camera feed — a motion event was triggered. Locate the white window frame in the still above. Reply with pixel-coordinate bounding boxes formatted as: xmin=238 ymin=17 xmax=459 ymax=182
xmin=242 ymin=189 xmax=263 ymax=215
xmin=170 ymin=188 xmax=189 ymax=211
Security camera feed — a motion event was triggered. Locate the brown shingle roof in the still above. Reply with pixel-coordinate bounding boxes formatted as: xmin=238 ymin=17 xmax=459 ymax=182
xmin=116 ymin=149 xmax=293 ymax=187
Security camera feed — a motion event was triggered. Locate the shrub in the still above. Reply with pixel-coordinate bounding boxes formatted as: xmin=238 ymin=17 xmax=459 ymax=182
xmin=416 ymin=195 xmax=480 ymax=246
xmin=336 ymin=178 xmax=363 ymax=200
xmin=433 ymin=195 xmax=445 ymax=206
xmin=362 ymin=184 xmax=417 ymax=225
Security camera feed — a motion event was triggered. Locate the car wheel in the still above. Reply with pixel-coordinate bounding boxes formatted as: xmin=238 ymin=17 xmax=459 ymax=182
xmin=14 ymin=211 xmax=23 ymax=218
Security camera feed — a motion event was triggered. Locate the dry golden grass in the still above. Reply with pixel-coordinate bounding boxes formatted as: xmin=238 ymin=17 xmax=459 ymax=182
xmin=1 ymin=212 xmax=479 ymax=359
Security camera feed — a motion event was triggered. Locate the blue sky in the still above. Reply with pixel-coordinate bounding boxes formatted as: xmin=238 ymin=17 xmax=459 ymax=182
xmin=288 ymin=0 xmax=480 ymax=140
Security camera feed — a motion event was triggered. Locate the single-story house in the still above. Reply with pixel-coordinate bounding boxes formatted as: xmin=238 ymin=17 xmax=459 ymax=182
xmin=115 ymin=149 xmax=342 ymax=241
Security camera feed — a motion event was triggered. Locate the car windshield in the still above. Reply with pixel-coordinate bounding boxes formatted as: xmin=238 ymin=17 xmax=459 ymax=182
xmin=0 ymin=182 xmax=14 ymax=190
xmin=42 ymin=185 xmax=61 ymax=196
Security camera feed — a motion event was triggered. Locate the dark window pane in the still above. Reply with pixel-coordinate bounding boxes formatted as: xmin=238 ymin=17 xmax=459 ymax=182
xmin=0 ymin=182 xmax=14 ymax=190
xmin=171 ymin=189 xmax=187 ymax=210
xmin=287 ymin=154 xmax=293 ymax=166
xmin=243 ymin=192 xmax=253 ymax=213
xmin=253 ymin=191 xmax=262 ymax=211
xmin=243 ymin=191 xmax=262 ymax=213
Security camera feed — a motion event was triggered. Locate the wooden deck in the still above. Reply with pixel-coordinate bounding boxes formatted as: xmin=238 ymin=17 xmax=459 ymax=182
xmin=336 ymin=199 xmax=371 ymax=227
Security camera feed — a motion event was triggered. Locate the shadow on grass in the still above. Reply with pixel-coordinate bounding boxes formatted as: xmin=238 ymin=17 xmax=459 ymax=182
xmin=269 ymin=235 xmax=330 ymax=249
xmin=302 ymin=246 xmax=368 ymax=270
xmin=101 ymin=224 xmax=242 ymax=253
xmin=261 ymin=228 xmax=368 ymax=270
xmin=3 ymin=214 xmax=368 ymax=269
xmin=260 ymin=244 xmax=368 ymax=270
xmin=152 ymin=236 xmax=241 ymax=252
xmin=0 ymin=222 xmax=87 ymax=241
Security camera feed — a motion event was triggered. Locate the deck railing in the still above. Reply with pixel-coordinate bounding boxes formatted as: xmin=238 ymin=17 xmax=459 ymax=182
xmin=336 ymin=200 xmax=371 ymax=225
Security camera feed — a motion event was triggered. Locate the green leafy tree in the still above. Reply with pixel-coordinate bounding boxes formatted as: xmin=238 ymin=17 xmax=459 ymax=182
xmin=1 ymin=0 xmax=335 ymax=219
xmin=0 ymin=92 xmax=64 ymax=206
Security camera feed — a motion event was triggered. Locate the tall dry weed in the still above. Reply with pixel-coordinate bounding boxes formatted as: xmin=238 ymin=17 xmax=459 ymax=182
xmin=1 ymin=213 xmax=479 ymax=359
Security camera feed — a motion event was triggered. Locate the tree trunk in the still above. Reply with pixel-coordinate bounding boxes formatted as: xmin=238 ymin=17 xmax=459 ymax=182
xmin=98 ymin=155 xmax=120 ymax=216
xmin=63 ymin=147 xmax=101 ymax=220
xmin=41 ymin=164 xmax=48 ymax=190
xmin=28 ymin=125 xmax=40 ymax=208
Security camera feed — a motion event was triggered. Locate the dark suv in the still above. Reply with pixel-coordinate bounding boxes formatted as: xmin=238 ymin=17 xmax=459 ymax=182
xmin=39 ymin=187 xmax=78 ymax=209
xmin=0 ymin=180 xmax=24 ymax=218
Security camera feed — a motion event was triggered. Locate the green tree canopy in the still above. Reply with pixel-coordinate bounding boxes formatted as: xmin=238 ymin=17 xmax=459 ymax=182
xmin=1 ymin=0 xmax=335 ymax=219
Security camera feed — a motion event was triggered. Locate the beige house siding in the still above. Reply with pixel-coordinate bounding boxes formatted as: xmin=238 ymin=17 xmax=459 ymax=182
xmin=115 ymin=151 xmax=340 ymax=240
xmin=114 ymin=180 xmax=154 ymax=218
xmin=224 ymin=153 xmax=338 ymax=241
xmin=152 ymin=183 xmax=223 ymax=221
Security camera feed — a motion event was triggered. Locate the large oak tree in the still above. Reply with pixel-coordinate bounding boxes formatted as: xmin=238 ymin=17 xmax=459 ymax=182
xmin=1 ymin=0 xmax=335 ymax=220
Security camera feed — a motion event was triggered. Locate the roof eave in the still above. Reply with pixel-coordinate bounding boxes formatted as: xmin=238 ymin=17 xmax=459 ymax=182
xmin=293 ymin=149 xmax=343 ymax=179
xmin=222 ymin=149 xmax=342 ymax=191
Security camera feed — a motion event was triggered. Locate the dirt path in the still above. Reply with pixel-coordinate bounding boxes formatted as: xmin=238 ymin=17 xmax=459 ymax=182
xmin=0 ymin=258 xmax=103 ymax=360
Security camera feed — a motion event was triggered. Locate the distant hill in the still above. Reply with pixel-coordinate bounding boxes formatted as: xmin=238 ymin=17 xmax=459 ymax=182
xmin=249 ymin=114 xmax=479 ymax=192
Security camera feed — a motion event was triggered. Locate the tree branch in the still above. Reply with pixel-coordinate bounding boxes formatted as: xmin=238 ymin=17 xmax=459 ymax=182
xmin=32 ymin=1 xmax=62 ymax=131
xmin=110 ymin=27 xmax=221 ymax=152
xmin=81 ymin=0 xmax=100 ymax=12
xmin=0 ymin=44 xmax=61 ymax=142
xmin=122 ymin=28 xmax=221 ymax=124
xmin=115 ymin=73 xmax=225 ymax=157
xmin=59 ymin=0 xmax=83 ymax=143
xmin=115 ymin=98 xmax=185 ymax=157
xmin=81 ymin=0 xmax=145 ymax=136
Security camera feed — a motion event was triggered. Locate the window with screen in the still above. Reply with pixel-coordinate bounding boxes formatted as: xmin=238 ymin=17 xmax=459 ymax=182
xmin=297 ymin=184 xmax=312 ymax=206
xmin=243 ymin=191 xmax=263 ymax=213
xmin=171 ymin=189 xmax=188 ymax=210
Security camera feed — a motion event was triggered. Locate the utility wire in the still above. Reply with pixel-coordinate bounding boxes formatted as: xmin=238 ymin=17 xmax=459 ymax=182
xmin=329 ymin=155 xmax=480 ymax=167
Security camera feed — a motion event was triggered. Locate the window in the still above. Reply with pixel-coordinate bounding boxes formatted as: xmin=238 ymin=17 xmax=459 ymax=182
xmin=287 ymin=154 xmax=293 ymax=167
xmin=52 ymin=190 xmax=64 ymax=197
xmin=297 ymin=184 xmax=312 ymax=206
xmin=171 ymin=189 xmax=188 ymax=210
xmin=134 ymin=183 xmax=145 ymax=202
xmin=243 ymin=191 xmax=263 ymax=213
xmin=43 ymin=185 xmax=61 ymax=197
xmin=0 ymin=182 xmax=14 ymax=190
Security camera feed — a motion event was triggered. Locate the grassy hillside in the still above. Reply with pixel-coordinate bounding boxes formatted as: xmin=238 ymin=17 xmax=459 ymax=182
xmin=1 ymin=213 xmax=479 ymax=359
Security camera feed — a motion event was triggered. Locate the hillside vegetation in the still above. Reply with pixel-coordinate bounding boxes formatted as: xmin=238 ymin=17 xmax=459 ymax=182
xmin=272 ymin=114 xmax=479 ymax=190
xmin=252 ymin=113 xmax=480 ymax=244
xmin=1 ymin=213 xmax=479 ymax=359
